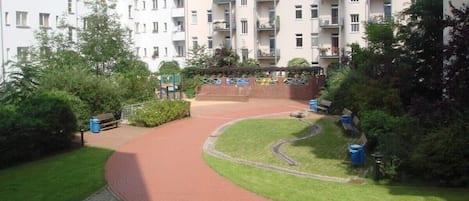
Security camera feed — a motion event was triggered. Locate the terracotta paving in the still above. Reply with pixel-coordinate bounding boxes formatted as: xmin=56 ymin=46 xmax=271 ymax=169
xmin=104 ymin=99 xmax=311 ymax=201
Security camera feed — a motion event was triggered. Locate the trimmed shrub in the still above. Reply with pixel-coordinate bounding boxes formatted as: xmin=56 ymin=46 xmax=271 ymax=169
xmin=129 ymin=100 xmax=190 ymax=127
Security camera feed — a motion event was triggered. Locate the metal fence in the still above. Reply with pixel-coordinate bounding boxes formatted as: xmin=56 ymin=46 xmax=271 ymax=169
xmin=120 ymin=102 xmax=147 ymax=124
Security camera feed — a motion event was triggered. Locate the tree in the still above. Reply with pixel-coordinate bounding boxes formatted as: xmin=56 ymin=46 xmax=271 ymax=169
xmin=158 ymin=61 xmax=181 ymax=74
xmin=186 ymin=45 xmax=213 ymax=68
xmin=287 ymin=58 xmax=310 ymax=67
xmin=443 ymin=2 xmax=469 ymax=109
xmin=79 ymin=0 xmax=132 ymax=75
xmin=212 ymin=47 xmax=239 ymax=68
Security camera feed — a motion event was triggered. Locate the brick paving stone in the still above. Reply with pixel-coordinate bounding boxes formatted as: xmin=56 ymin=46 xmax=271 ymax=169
xmin=104 ymin=99 xmax=311 ymax=201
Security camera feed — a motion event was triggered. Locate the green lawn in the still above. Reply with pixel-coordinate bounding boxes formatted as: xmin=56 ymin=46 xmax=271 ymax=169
xmin=0 ymin=147 xmax=113 ymax=201
xmin=215 ymin=118 xmax=368 ymax=178
xmin=204 ymin=154 xmax=469 ymax=201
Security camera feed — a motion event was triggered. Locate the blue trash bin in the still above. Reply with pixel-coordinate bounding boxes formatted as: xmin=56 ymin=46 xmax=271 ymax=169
xmin=349 ymin=144 xmax=365 ymax=166
xmin=89 ymin=118 xmax=100 ymax=134
xmin=309 ymin=99 xmax=318 ymax=112
xmin=342 ymin=115 xmax=352 ymax=124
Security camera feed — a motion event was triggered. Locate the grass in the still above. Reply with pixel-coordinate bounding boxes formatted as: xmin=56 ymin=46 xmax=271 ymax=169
xmin=203 ymin=154 xmax=469 ymax=201
xmin=215 ymin=117 xmax=368 ymax=178
xmin=0 ymin=147 xmax=113 ymax=201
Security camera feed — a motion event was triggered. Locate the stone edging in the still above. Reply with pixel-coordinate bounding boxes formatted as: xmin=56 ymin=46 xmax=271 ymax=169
xmin=202 ymin=112 xmax=351 ymax=183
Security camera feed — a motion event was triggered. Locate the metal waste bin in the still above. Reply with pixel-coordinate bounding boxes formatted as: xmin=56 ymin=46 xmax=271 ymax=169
xmin=309 ymin=99 xmax=318 ymax=112
xmin=89 ymin=118 xmax=100 ymax=134
xmin=349 ymin=144 xmax=365 ymax=166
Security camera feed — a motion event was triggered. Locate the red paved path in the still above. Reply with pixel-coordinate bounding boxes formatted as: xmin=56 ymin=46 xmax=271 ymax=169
xmin=105 ymin=99 xmax=310 ymax=201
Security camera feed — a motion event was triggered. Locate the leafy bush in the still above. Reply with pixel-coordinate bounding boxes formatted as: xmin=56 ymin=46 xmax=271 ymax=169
xmin=45 ymin=90 xmax=91 ymax=129
xmin=287 ymin=58 xmax=310 ymax=67
xmin=0 ymin=92 xmax=77 ymax=167
xmin=158 ymin=61 xmax=181 ymax=74
xmin=129 ymin=100 xmax=190 ymax=127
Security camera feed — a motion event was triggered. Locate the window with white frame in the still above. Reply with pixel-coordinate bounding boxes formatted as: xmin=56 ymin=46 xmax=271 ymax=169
xmin=207 ymin=10 xmax=212 ymax=23
xmin=153 ymin=0 xmax=157 ymax=9
xmin=68 ymin=27 xmax=73 ymax=41
xmin=136 ymin=47 xmax=140 ymax=57
xmin=351 ymin=14 xmax=359 ymax=32
xmin=135 ymin=22 xmax=140 ymax=33
xmin=311 ymin=33 xmax=318 ymax=47
xmin=16 ymin=11 xmax=28 ymax=27
xmin=144 ymin=48 xmax=147 ymax=57
xmin=191 ymin=11 xmax=197 ymax=25
xmin=350 ymin=0 xmax=359 ymax=2
xmin=164 ymin=22 xmax=167 ymax=32
xmin=68 ymin=0 xmax=75 ymax=14
xmin=17 ymin=47 xmax=29 ymax=62
xmin=143 ymin=23 xmax=146 ymax=33
xmin=296 ymin=33 xmax=303 ymax=48
xmin=142 ymin=1 xmax=146 ymax=10
xmin=310 ymin=5 xmax=318 ymax=19
xmin=153 ymin=22 xmax=158 ymax=32
xmin=295 ymin=5 xmax=302 ymax=19
xmin=384 ymin=0 xmax=392 ymax=20
xmin=39 ymin=13 xmax=50 ymax=28
xmin=128 ymin=5 xmax=132 ymax=18
xmin=164 ymin=47 xmax=168 ymax=57
xmin=241 ymin=20 xmax=248 ymax=34
xmin=163 ymin=0 xmax=166 ymax=8
xmin=5 ymin=12 xmax=9 ymax=26
xmin=192 ymin=37 xmax=198 ymax=48
xmin=134 ymin=0 xmax=138 ymax=9
xmin=241 ymin=0 xmax=247 ymax=6
xmin=208 ymin=36 xmax=213 ymax=49
xmin=176 ymin=45 xmax=184 ymax=57
xmin=153 ymin=46 xmax=159 ymax=57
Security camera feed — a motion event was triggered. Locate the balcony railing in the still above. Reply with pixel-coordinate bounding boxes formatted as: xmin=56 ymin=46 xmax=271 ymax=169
xmin=256 ymin=0 xmax=279 ymax=2
xmin=319 ymin=17 xmax=343 ymax=29
xmin=319 ymin=47 xmax=339 ymax=59
xmin=257 ymin=49 xmax=280 ymax=59
xmin=213 ymin=21 xmax=236 ymax=31
xmin=213 ymin=0 xmax=235 ymax=4
xmin=257 ymin=20 xmax=279 ymax=31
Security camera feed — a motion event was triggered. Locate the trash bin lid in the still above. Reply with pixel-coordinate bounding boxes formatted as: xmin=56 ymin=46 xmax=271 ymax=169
xmin=350 ymin=144 xmax=362 ymax=149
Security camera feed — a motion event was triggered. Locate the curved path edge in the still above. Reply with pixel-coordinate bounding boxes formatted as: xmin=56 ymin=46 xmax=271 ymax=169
xmin=202 ymin=113 xmax=351 ymax=184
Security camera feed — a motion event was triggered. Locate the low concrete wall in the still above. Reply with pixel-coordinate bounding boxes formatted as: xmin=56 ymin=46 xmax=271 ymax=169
xmin=196 ymin=75 xmax=325 ymax=101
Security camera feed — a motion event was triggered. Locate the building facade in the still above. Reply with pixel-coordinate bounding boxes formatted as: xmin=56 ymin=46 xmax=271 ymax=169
xmin=6 ymin=0 xmax=464 ymax=79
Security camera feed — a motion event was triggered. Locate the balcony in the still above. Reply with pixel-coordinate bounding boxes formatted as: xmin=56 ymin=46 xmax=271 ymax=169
xmin=171 ymin=7 xmax=184 ymax=18
xmin=172 ymin=26 xmax=185 ymax=41
xmin=256 ymin=19 xmax=279 ymax=31
xmin=213 ymin=0 xmax=235 ymax=4
xmin=368 ymin=14 xmax=393 ymax=24
xmin=257 ymin=49 xmax=280 ymax=60
xmin=319 ymin=47 xmax=339 ymax=59
xmin=213 ymin=21 xmax=236 ymax=32
xmin=319 ymin=17 xmax=343 ymax=29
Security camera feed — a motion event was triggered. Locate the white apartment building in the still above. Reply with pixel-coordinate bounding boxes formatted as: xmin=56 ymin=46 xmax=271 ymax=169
xmin=119 ymin=0 xmax=186 ymax=72
xmin=186 ymin=0 xmax=411 ymax=68
xmin=0 ymin=0 xmax=88 ymax=82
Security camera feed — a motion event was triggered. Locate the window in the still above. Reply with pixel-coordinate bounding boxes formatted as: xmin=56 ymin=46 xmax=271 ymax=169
xmin=192 ymin=37 xmax=198 ymax=48
xmin=128 ymin=5 xmax=132 ymax=18
xmin=153 ymin=47 xmax=160 ymax=57
xmin=17 ymin=47 xmax=29 ymax=62
xmin=164 ymin=47 xmax=168 ymax=57
xmin=144 ymin=48 xmax=147 ymax=57
xmin=163 ymin=0 xmax=166 ymax=8
xmin=142 ymin=1 xmax=146 ymax=10
xmin=207 ymin=10 xmax=212 ymax=23
xmin=241 ymin=0 xmax=247 ymax=6
xmin=350 ymin=0 xmax=359 ymax=2
xmin=16 ymin=11 xmax=28 ymax=27
xmin=68 ymin=27 xmax=73 ymax=41
xmin=56 ymin=16 xmax=59 ymax=27
xmin=176 ymin=0 xmax=184 ymax=8
xmin=208 ymin=37 xmax=213 ymax=49
xmin=351 ymin=14 xmax=359 ymax=32
xmin=134 ymin=0 xmax=138 ymax=9
xmin=241 ymin=48 xmax=248 ymax=62
xmin=136 ymin=47 xmax=140 ymax=57
xmin=241 ymin=20 xmax=248 ymax=34
xmin=83 ymin=17 xmax=88 ymax=29
xmin=135 ymin=22 xmax=140 ymax=33
xmin=176 ymin=45 xmax=184 ymax=57
xmin=39 ymin=13 xmax=50 ymax=28
xmin=143 ymin=23 xmax=146 ymax=33
xmin=295 ymin=5 xmax=302 ymax=19
xmin=153 ymin=0 xmax=157 ymax=9
xmin=153 ymin=22 xmax=158 ymax=33
xmin=5 ymin=12 xmax=9 ymax=26
xmin=128 ymin=30 xmax=132 ymax=39
xmin=310 ymin=5 xmax=318 ymax=18
xmin=164 ymin=22 xmax=167 ymax=32
xmin=384 ymin=0 xmax=392 ymax=21
xmin=68 ymin=0 xmax=74 ymax=14
xmin=191 ymin=11 xmax=197 ymax=25
xmin=311 ymin=33 xmax=318 ymax=47
xmin=296 ymin=34 xmax=303 ymax=48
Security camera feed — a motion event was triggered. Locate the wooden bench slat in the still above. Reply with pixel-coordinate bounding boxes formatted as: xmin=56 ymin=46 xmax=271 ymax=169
xmin=92 ymin=113 xmax=119 ymax=130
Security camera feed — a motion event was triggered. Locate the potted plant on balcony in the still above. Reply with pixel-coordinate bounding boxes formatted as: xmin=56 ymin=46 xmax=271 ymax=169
xmin=319 ymin=47 xmax=328 ymax=56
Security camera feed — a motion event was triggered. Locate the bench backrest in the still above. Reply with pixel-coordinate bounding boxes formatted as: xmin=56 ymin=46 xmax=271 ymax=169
xmin=319 ymin=99 xmax=332 ymax=107
xmin=93 ymin=113 xmax=115 ymax=122
xmin=342 ymin=108 xmax=352 ymax=116
xmin=352 ymin=116 xmax=360 ymax=127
